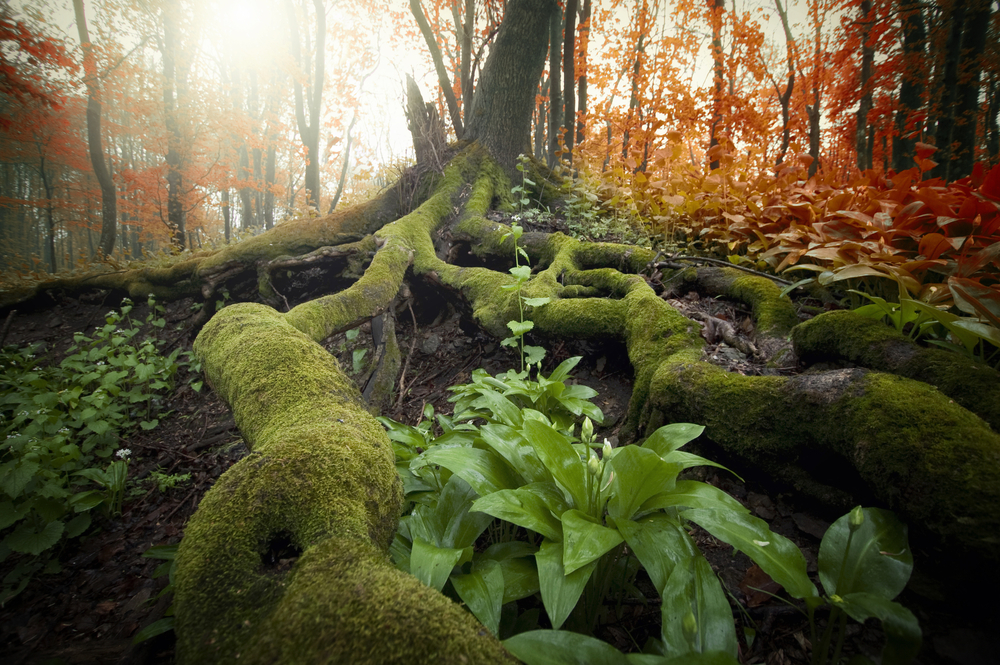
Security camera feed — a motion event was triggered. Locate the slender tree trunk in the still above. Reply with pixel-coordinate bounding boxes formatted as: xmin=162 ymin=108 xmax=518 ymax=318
xmin=466 ymin=0 xmax=558 ymax=176
xmin=38 ymin=152 xmax=56 ymax=272
xmin=238 ymin=145 xmax=255 ymax=227
xmin=773 ymin=0 xmax=796 ymax=168
xmin=460 ymin=0 xmax=474 ymax=116
xmin=222 ymin=188 xmax=231 ymax=243
xmin=951 ymin=0 xmax=992 ymax=179
xmin=409 ymin=0 xmax=464 ymax=138
xmin=708 ymin=0 xmax=725 ymax=170
xmin=329 ymin=113 xmax=357 ymax=213
xmin=286 ymin=0 xmax=325 ymax=210
xmin=162 ymin=0 xmax=186 ymax=249
xmin=563 ymin=0 xmax=578 ymax=164
xmin=73 ymin=0 xmax=117 ymax=257
xmin=547 ymin=9 xmax=562 ymax=168
xmin=577 ymin=0 xmax=591 ymax=143
xmin=930 ymin=0 xmax=967 ymax=180
xmin=987 ymin=76 xmax=1000 ymax=165
xmin=806 ymin=4 xmax=822 ymax=178
xmin=264 ymin=143 xmax=276 ymax=229
xmin=855 ymin=0 xmax=875 ymax=172
xmin=893 ymin=0 xmax=927 ymax=172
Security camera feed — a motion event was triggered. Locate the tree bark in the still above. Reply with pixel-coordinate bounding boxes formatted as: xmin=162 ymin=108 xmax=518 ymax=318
xmin=466 ymin=0 xmax=558 ymax=175
xmin=855 ymin=0 xmax=874 ymax=172
xmin=563 ymin=0 xmax=578 ymax=164
xmin=285 ymin=0 xmax=325 ymax=210
xmin=72 ymin=0 xmax=117 ymax=258
xmin=708 ymin=0 xmax=725 ymax=171
xmin=546 ymin=9 xmax=562 ymax=168
xmin=893 ymin=0 xmax=926 ymax=173
xmin=409 ymin=0 xmax=465 ymax=139
xmin=772 ymin=0 xmax=795 ymax=168
xmin=577 ymin=0 xmax=591 ymax=144
xmin=951 ymin=0 xmax=993 ymax=179
xmin=161 ymin=0 xmax=186 ymax=249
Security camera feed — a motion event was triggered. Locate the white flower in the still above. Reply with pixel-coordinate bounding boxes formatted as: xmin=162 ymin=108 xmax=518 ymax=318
xmin=116 ymin=448 xmax=132 ymax=459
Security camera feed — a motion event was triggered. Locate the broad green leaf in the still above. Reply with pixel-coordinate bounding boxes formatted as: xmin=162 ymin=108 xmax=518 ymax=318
xmin=503 ymin=630 xmax=629 ymax=665
xmin=479 ymin=423 xmax=550 ymax=484
xmin=473 ymin=488 xmax=563 ymax=541
xmin=419 ymin=446 xmax=521 ymax=496
xmin=641 ymin=423 xmax=705 ymax=457
xmin=833 ymin=592 xmax=922 ymax=665
xmin=73 ymin=467 xmax=109 ymax=487
xmin=87 ymin=420 xmax=111 ymax=436
xmin=524 ymin=345 xmax=547 ymax=365
xmin=561 ymin=509 xmax=623 ymax=574
xmin=661 ymin=450 xmax=740 ymax=478
xmin=508 ymin=320 xmax=534 ymax=336
xmin=547 ymin=356 xmax=582 ymax=383
xmin=608 ymin=446 xmax=682 ymax=522
xmin=617 ymin=513 xmax=693 ymax=594
xmin=495 ymin=557 xmax=539 ymax=603
xmin=524 ymin=419 xmax=589 ymax=510
xmin=661 ymin=553 xmax=737 ymax=657
xmin=65 ymin=512 xmax=92 ymax=538
xmin=5 ymin=519 xmax=64 ymax=555
xmin=536 ymin=538 xmax=598 ymax=630
xmin=0 ymin=500 xmax=28 ymax=529
xmin=409 ymin=536 xmax=464 ymax=592
xmin=510 ymin=265 xmax=532 ymax=281
xmin=432 ymin=475 xmax=493 ymax=549
xmin=132 ymin=617 xmax=175 ymax=645
xmin=683 ymin=507 xmax=817 ymax=600
xmin=1 ymin=460 xmax=39 ymax=499
xmin=951 ymin=319 xmax=1000 ymax=346
xmin=452 ymin=562 xmax=505 ymax=636
xmin=640 ymin=479 xmax=749 ymax=516
xmin=470 ymin=389 xmax=524 ymax=427
xmin=523 ymin=297 xmax=552 ymax=307
xmin=818 ymin=507 xmax=912 ymax=599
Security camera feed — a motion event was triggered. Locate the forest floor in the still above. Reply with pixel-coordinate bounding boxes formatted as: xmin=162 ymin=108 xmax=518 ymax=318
xmin=0 ymin=266 xmax=997 ymax=665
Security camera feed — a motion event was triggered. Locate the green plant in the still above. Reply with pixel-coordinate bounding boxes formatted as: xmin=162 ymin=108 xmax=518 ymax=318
xmin=148 ymin=469 xmax=192 ymax=493
xmin=132 ymin=543 xmax=178 ymax=644
xmin=0 ymin=296 xmax=184 ymax=603
xmin=500 ymin=223 xmax=550 ymax=372
xmin=500 ymin=505 xmax=920 ymax=665
xmin=850 ymin=289 xmax=1000 ymax=368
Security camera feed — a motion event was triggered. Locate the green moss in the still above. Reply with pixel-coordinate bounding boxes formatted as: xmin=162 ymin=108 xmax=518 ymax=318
xmin=792 ymin=310 xmax=1000 ymax=431
xmin=729 ymin=274 xmax=799 ymax=337
xmin=179 ymin=302 xmax=510 ymax=662
xmin=239 ymin=537 xmax=513 ymax=665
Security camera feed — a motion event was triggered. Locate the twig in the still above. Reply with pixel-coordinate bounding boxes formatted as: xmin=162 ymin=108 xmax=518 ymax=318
xmin=395 ymin=301 xmax=421 ymax=411
xmin=656 ymin=256 xmax=793 ymax=286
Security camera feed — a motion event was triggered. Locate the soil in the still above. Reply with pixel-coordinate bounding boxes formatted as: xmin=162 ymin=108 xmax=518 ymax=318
xmin=0 ymin=278 xmax=997 ymax=665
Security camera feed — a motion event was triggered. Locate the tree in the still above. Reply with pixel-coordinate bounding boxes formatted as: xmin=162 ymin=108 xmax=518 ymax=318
xmin=72 ymin=0 xmax=118 ymax=257
xmin=286 ymin=0 xmax=326 ymax=210
xmin=893 ymin=0 xmax=926 ymax=172
xmin=5 ymin=1 xmax=1000 ymax=661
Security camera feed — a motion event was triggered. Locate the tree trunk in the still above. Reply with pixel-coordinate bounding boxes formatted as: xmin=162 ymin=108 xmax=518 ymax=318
xmin=930 ymin=0 xmax=967 ymax=180
xmin=73 ymin=0 xmax=117 ymax=258
xmin=894 ymin=0 xmax=926 ymax=172
xmin=285 ymin=0 xmax=325 ymax=210
xmin=546 ymin=9 xmax=562 ymax=168
xmin=773 ymin=0 xmax=795 ymax=168
xmin=577 ymin=0 xmax=591 ymax=143
xmin=951 ymin=0 xmax=992 ymax=179
xmin=563 ymin=0 xmax=578 ymax=164
xmin=708 ymin=0 xmax=725 ymax=170
xmin=855 ymin=0 xmax=874 ymax=172
xmin=466 ymin=0 xmax=558 ymax=175
xmin=162 ymin=0 xmax=186 ymax=249
xmin=409 ymin=0 xmax=464 ymax=138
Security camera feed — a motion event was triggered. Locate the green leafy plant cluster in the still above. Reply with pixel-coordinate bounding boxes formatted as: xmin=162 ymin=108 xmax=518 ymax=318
xmin=850 ymin=285 xmax=1000 ymax=368
xmin=500 ymin=223 xmax=551 ymax=372
xmin=381 ymin=368 xmax=921 ymax=664
xmin=0 ymin=296 xmax=184 ymax=603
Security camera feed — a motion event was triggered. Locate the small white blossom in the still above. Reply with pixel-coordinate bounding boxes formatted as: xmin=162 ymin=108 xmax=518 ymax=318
xmin=116 ymin=448 xmax=132 ymax=459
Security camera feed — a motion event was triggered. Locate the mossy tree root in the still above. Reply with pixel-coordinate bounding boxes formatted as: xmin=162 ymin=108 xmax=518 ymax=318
xmin=792 ymin=309 xmax=1000 ymax=432
xmin=176 ymin=303 xmax=510 ymax=664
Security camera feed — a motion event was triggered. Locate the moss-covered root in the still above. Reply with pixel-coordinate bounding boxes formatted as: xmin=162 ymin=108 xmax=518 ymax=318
xmin=690 ymin=266 xmax=799 ymax=363
xmin=645 ymin=360 xmax=1000 ymax=563
xmin=176 ymin=303 xmax=510 ymax=664
xmin=792 ymin=309 xmax=1000 ymax=432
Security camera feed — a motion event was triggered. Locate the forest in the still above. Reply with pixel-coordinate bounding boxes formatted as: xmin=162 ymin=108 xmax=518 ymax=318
xmin=1 ymin=0 xmax=999 ymax=664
